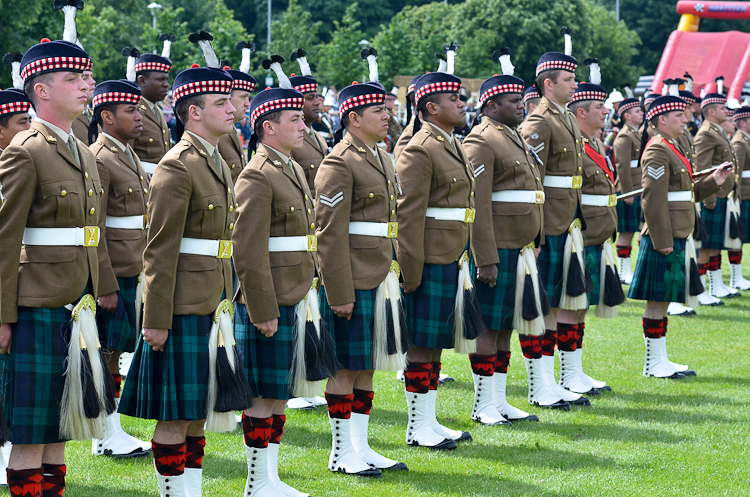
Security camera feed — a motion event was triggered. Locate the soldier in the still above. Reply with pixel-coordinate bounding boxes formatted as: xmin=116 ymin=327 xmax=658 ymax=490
xmin=523 ymin=85 xmax=541 ymax=116
xmin=131 ymin=35 xmax=174 ymax=175
xmin=464 ymin=49 xmax=549 ymax=423
xmin=316 ymin=77 xmax=408 ymax=474
xmin=396 ymin=65 xmax=476 ymax=450
xmin=519 ymin=28 xmax=590 ymax=408
xmin=71 ymin=68 xmax=96 ymax=140
xmin=730 ymin=106 xmax=750 ymax=290
xmin=613 ymin=97 xmax=643 ymax=285
xmin=0 ymin=89 xmax=31 ymax=152
xmin=694 ymin=89 xmax=742 ymax=300
xmin=288 ymin=49 xmax=329 ymax=200
xmin=87 ymin=79 xmax=152 ymax=459
xmin=393 ymin=74 xmax=422 ymax=163
xmin=220 ymin=56 xmax=257 ymax=185
xmin=0 ymin=39 xmax=108 ymax=497
xmin=565 ymin=63 xmax=622 ymax=394
xmin=118 ymin=63 xmax=241 ymax=497
xmin=232 ymin=56 xmax=320 ymax=496
xmin=628 ymin=90 xmax=732 ymax=378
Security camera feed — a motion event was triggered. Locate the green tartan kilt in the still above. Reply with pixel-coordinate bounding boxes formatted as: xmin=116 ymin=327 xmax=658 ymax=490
xmin=585 ymin=245 xmax=603 ymax=306
xmin=234 ymin=302 xmax=296 ymax=401
xmin=320 ymin=286 xmax=377 ymax=371
xmin=628 ymin=235 xmax=687 ymax=303
xmin=96 ymin=275 xmax=138 ymax=353
xmin=475 ymin=248 xmax=521 ymax=331
xmin=700 ymin=197 xmax=728 ymax=250
xmin=0 ymin=306 xmax=72 ymax=444
xmin=616 ymin=195 xmax=642 ymax=233
xmin=742 ymin=200 xmax=750 ymax=244
xmin=537 ymin=232 xmax=568 ymax=308
xmin=119 ymin=314 xmax=211 ymax=421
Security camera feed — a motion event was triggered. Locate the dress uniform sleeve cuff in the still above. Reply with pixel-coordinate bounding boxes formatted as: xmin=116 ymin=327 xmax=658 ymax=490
xmin=143 ymin=290 xmax=175 ymax=330
xmin=245 ymin=289 xmax=281 ymax=324
xmin=97 ymin=267 xmax=121 ymax=297
xmin=1 ymin=291 xmax=18 ymax=324
xmin=471 ymin=241 xmax=501 ymax=267
xmin=320 ymin=276 xmax=356 ymax=307
xmin=399 ymin=254 xmax=425 ymax=284
xmin=695 ymin=174 xmax=720 ymax=203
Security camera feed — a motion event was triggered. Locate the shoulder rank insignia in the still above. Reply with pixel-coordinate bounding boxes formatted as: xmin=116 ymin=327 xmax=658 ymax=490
xmin=436 ymin=136 xmax=444 ymax=142
xmin=199 ymin=150 xmax=207 ymax=157
xmin=46 ymin=135 xmax=57 ymax=143
xmin=111 ymin=146 xmax=118 ymax=152
xmin=319 ymin=191 xmax=344 ymax=208
xmin=358 ymin=147 xmax=366 ymax=153
xmin=343 ymin=139 xmax=351 ymax=146
xmin=273 ymin=160 xmax=281 ymax=165
xmin=140 ymin=105 xmax=147 ymax=110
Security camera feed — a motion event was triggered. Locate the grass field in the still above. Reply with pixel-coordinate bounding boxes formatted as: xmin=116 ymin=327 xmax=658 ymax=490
xmin=9 ymin=261 xmax=750 ymax=497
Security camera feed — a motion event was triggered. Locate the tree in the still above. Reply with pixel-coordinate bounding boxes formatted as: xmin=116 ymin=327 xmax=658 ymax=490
xmin=268 ymin=0 xmax=322 ymax=68
xmin=316 ymin=4 xmax=368 ymax=89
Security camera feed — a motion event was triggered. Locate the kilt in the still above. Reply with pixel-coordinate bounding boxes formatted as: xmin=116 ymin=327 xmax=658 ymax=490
xmin=700 ymin=197 xmax=727 ymax=250
xmin=742 ymin=200 xmax=750 ymax=244
xmin=628 ymin=235 xmax=687 ymax=303
xmin=585 ymin=245 xmax=602 ymax=306
xmin=475 ymin=248 xmax=520 ymax=331
xmin=235 ymin=303 xmax=296 ymax=400
xmin=537 ymin=232 xmax=568 ymax=308
xmin=0 ymin=306 xmax=71 ymax=444
xmin=119 ymin=313 xmax=211 ymax=421
xmin=616 ymin=195 xmax=642 ymax=233
xmin=406 ymin=257 xmax=475 ymax=350
xmin=320 ymin=286 xmax=376 ymax=371
xmin=96 ymin=275 xmax=138 ymax=353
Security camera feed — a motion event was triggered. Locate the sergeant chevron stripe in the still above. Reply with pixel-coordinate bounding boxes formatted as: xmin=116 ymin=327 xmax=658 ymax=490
xmin=319 ymin=191 xmax=344 ymax=208
xmin=530 ymin=143 xmax=545 ymax=154
xmin=473 ymin=164 xmax=486 ymax=177
xmin=647 ymin=165 xmax=665 ymax=180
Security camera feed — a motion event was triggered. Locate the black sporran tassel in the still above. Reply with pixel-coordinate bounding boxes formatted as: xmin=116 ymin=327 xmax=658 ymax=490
xmin=81 ymin=351 xmax=102 ymax=419
xmin=214 ymin=344 xmax=254 ymax=412
xmin=398 ymin=302 xmax=412 ymax=353
xmin=319 ymin=323 xmax=340 ymax=377
xmin=603 ymin=264 xmax=626 ymax=307
xmin=522 ymin=273 xmax=540 ymax=321
xmin=462 ymin=290 xmax=486 ymax=340
xmin=385 ymin=302 xmax=398 ymax=354
xmin=304 ymin=319 xmax=328 ymax=382
xmin=695 ymin=212 xmax=709 ymax=241
xmin=689 ymin=258 xmax=704 ymax=296
xmin=566 ymin=252 xmax=588 ymax=297
xmin=730 ymin=210 xmax=744 ymax=240
xmin=538 ymin=273 xmax=551 ymax=315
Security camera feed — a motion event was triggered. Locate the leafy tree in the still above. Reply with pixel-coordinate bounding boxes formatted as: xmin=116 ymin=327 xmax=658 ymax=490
xmin=316 ymin=3 xmax=368 ymax=89
xmin=269 ymin=0 xmax=322 ymax=67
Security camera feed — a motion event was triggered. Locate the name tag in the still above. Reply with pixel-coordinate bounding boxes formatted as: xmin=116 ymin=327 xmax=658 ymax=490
xmin=387 ymin=222 xmax=398 ymax=238
xmin=465 ymin=208 xmax=476 ymax=223
xmin=84 ymin=226 xmax=100 ymax=247
xmin=307 ymin=235 xmax=318 ymax=252
xmin=218 ymin=240 xmax=233 ymax=259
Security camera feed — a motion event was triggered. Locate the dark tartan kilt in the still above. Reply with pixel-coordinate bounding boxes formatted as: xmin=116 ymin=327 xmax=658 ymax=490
xmin=320 ymin=286 xmax=377 ymax=371
xmin=0 ymin=306 xmax=71 ymax=444
xmin=119 ymin=314 xmax=211 ymax=421
xmin=235 ymin=302 xmax=296 ymax=401
xmin=616 ymin=195 xmax=642 ymax=233
xmin=537 ymin=232 xmax=568 ymax=308
xmin=743 ymin=200 xmax=750 ymax=244
xmin=475 ymin=248 xmax=521 ymax=331
xmin=405 ymin=257 xmax=475 ymax=349
xmin=96 ymin=275 xmax=138 ymax=353
xmin=585 ymin=244 xmax=603 ymax=306
xmin=701 ymin=197 xmax=728 ymax=250
xmin=628 ymin=235 xmax=687 ymax=303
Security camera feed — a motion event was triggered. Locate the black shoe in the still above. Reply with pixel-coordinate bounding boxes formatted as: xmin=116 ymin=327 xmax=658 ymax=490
xmin=383 ymin=462 xmax=409 ymax=471
xmin=453 ymin=431 xmax=472 ymax=442
xmin=571 ymin=396 xmax=591 ymax=406
xmin=534 ymin=400 xmax=570 ymax=410
xmin=507 ymin=414 xmax=540 ymax=421
xmin=473 ymin=417 xmax=512 ymax=426
xmin=409 ymin=438 xmax=457 ymax=451
xmin=597 ymin=385 xmax=612 ymax=392
xmin=680 ymin=369 xmax=697 ymax=377
xmin=337 ymin=467 xmax=383 ymax=478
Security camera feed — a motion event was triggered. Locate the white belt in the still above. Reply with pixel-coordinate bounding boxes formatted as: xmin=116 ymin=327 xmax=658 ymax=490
xmin=425 ymin=207 xmax=475 ymax=223
xmin=105 ymin=215 xmax=147 ymax=230
xmin=268 ymin=235 xmax=317 ymax=252
xmin=581 ymin=194 xmax=617 ymax=207
xmin=348 ymin=222 xmax=398 ymax=238
xmin=141 ymin=161 xmax=158 ymax=174
xmin=491 ymin=190 xmax=545 ymax=204
xmin=22 ymin=227 xmax=100 ymax=247
xmin=742 ymin=170 xmax=750 ymax=178
xmin=179 ymin=237 xmax=233 ymax=258
xmin=630 ymin=160 xmax=639 ymax=168
xmin=543 ymin=175 xmax=583 ymax=189
xmin=667 ymin=191 xmax=694 ymax=202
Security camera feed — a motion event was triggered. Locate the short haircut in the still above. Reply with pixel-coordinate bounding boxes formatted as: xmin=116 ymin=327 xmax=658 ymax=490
xmin=701 ymin=103 xmax=721 ymax=119
xmin=94 ymin=103 xmax=119 ymax=126
xmin=23 ymin=72 xmax=56 ymax=109
xmin=417 ymin=93 xmax=445 ymax=114
xmin=535 ymin=70 xmax=563 ymax=97
xmin=569 ymin=100 xmax=594 ymax=114
xmin=524 ymin=98 xmax=541 ymax=114
xmin=254 ymin=110 xmax=282 ymax=141
xmin=0 ymin=115 xmax=11 ymax=128
xmin=174 ymin=94 xmax=206 ymax=125
xmin=621 ymin=107 xmax=638 ymax=123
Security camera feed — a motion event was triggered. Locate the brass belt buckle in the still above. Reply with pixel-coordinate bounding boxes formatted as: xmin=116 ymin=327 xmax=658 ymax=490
xmin=535 ymin=191 xmax=546 ymax=204
xmin=218 ymin=240 xmax=233 ymax=259
xmin=571 ymin=176 xmax=583 ymax=189
xmin=386 ymin=222 xmax=398 ymax=238
xmin=307 ymin=235 xmax=318 ymax=252
xmin=464 ymin=208 xmax=476 ymax=223
xmin=608 ymin=194 xmax=617 ymax=207
xmin=84 ymin=226 xmax=99 ymax=247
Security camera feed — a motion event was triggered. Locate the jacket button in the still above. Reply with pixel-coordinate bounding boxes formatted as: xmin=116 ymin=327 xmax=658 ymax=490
xmin=229 ymin=206 xmax=234 ymax=212
xmin=388 ymin=180 xmax=391 ymax=185
xmin=563 ymin=148 xmax=567 ymax=152
xmin=310 ymin=223 xmax=315 ymax=229
xmin=208 ymin=204 xmax=214 ymax=210
xmin=471 ymin=192 xmax=474 ymax=197
xmin=61 ymin=190 xmax=67 ymax=196
xmin=165 ymin=141 xmax=169 ymax=146
xmin=310 ymin=165 xmax=315 ymax=169
xmin=231 ymin=164 xmax=236 ymax=169
xmin=392 ymin=209 xmax=396 ymax=215
xmin=129 ymin=188 xmax=133 ymax=193
xmin=88 ymin=189 xmax=93 ymax=197
xmin=307 ymin=208 xmax=312 ymax=214
xmin=229 ymin=223 xmax=234 ymax=229
xmin=515 ymin=160 xmax=520 ymax=164
xmin=144 ymin=188 xmax=148 ymax=194
xmin=290 ymin=207 xmax=295 ymax=212
xmin=140 ymin=175 xmax=144 ymax=181
xmin=149 ymin=138 xmax=154 ymax=143
xmin=85 ymin=172 xmax=89 ymax=179
xmin=369 ymin=193 xmax=374 ymax=198
xmin=90 ymin=207 xmax=95 ymax=215
xmin=390 ymin=195 xmax=394 ymax=200
xmin=305 ymin=195 xmax=309 ymax=200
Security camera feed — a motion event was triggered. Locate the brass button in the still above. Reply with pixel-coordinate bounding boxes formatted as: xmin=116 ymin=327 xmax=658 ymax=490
xmin=229 ymin=206 xmax=233 ymax=212
xmin=307 ymin=208 xmax=312 ymax=214
xmin=100 ymin=188 xmax=104 ymax=194
xmin=388 ymin=180 xmax=391 ymax=185
xmin=369 ymin=193 xmax=374 ymax=198
xmin=228 ymin=188 xmax=231 ymax=194
xmin=148 ymin=138 xmax=154 ymax=143
xmin=575 ymin=140 xmax=579 ymax=144
xmin=61 ymin=190 xmax=67 ymax=196
xmin=89 ymin=207 xmax=95 ymax=215
xmin=390 ymin=195 xmax=394 ymax=200
xmin=140 ymin=175 xmax=144 ymax=181
xmin=578 ymin=167 xmax=582 ymax=172
xmin=208 ymin=204 xmax=214 ymax=210
xmin=144 ymin=188 xmax=148 ymax=194
xmin=563 ymin=148 xmax=567 ymax=152
xmin=305 ymin=195 xmax=309 ymax=200
xmin=129 ymin=188 xmax=133 ymax=193
xmin=391 ymin=209 xmax=396 ymax=215
xmin=229 ymin=223 xmax=234 ymax=229
xmin=515 ymin=160 xmax=520 ymax=165
xmin=236 ymin=203 xmax=239 ymax=208
xmin=596 ymin=171 xmax=600 ymax=174
xmin=88 ymin=189 xmax=93 ymax=197
xmin=310 ymin=165 xmax=315 ymax=169
xmin=536 ymin=176 xmax=541 ymax=181
xmin=531 ymin=164 xmax=535 ymax=168
xmin=165 ymin=141 xmax=168 ymax=147
xmin=290 ymin=207 xmax=294 ymax=212
xmin=163 ymin=130 xmax=166 ymax=134
xmin=310 ymin=223 xmax=315 ymax=229
xmin=231 ymin=164 xmax=236 ymax=169
xmin=85 ymin=172 xmax=89 ymax=179
xmin=470 ymin=192 xmax=474 ymax=197
xmin=526 ymin=152 xmax=529 ymax=155
xmin=578 ymin=153 xmax=581 ymax=157
xmin=681 ymin=168 xmax=686 ymax=172
xmin=453 ymin=177 xmax=457 ymax=182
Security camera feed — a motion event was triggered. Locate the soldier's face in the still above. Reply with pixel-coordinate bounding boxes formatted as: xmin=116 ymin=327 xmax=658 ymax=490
xmin=302 ymin=92 xmax=320 ymax=127
xmin=43 ymin=71 xmax=89 ymax=121
xmin=140 ymin=72 xmax=170 ymax=102
xmin=711 ymin=105 xmax=727 ymax=124
xmin=660 ymin=110 xmax=687 ymax=138
xmin=431 ymin=92 xmax=466 ymax=128
xmin=354 ymin=104 xmax=389 ymax=143
xmin=0 ymin=112 xmax=31 ymax=149
xmin=683 ymin=105 xmax=695 ymax=120
xmin=106 ymin=104 xmax=143 ymax=141
xmin=623 ymin=107 xmax=643 ymax=125
xmin=272 ymin=110 xmax=307 ymax=150
xmin=591 ymin=101 xmax=608 ymax=128
xmin=549 ymin=72 xmax=577 ymax=104
xmin=196 ymin=94 xmax=236 ymax=138
xmin=229 ymin=89 xmax=251 ymax=124
xmin=82 ymin=70 xmax=96 ymax=103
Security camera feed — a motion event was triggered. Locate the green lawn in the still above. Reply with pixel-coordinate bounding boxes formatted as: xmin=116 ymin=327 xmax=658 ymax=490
xmin=9 ymin=260 xmax=750 ymax=496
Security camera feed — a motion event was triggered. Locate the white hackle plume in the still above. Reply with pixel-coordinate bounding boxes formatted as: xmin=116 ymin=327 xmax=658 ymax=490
xmin=623 ymin=84 xmax=634 ymax=98
xmin=584 ymin=58 xmax=601 ymax=85
xmin=716 ymin=76 xmax=725 ymax=94
xmin=560 ymin=27 xmax=573 ymax=56
xmin=683 ymin=72 xmax=694 ymax=92
xmin=493 ymin=47 xmax=514 ymax=76
xmin=291 ymin=48 xmax=312 ymax=76
xmin=3 ymin=53 xmax=23 ymax=90
xmin=669 ymin=79 xmax=681 ymax=97
xmin=661 ymin=79 xmax=672 ymax=96
xmin=361 ymin=47 xmax=379 ymax=83
xmin=189 ymin=31 xmax=219 ymax=68
xmin=160 ymin=33 xmax=176 ymax=58
xmin=263 ymin=55 xmax=291 ymax=89
xmin=435 ymin=53 xmax=447 ymax=73
xmin=444 ymin=42 xmax=458 ymax=75
xmin=700 ymin=87 xmax=707 ymax=99
xmin=728 ymin=97 xmax=741 ymax=109
xmin=236 ymin=41 xmax=256 ymax=74
xmin=62 ymin=6 xmax=79 ymax=43
xmin=121 ymin=47 xmax=140 ymax=83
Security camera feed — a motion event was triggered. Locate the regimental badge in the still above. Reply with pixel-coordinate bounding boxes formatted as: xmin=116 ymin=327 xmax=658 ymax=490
xmin=530 ymin=133 xmax=539 ymax=140
xmin=199 ymin=150 xmax=207 ymax=157
xmin=307 ymin=234 xmax=318 ymax=252
xmin=464 ymin=208 xmax=476 ymax=223
xmin=84 ymin=226 xmax=100 ymax=247
xmin=436 ymin=136 xmax=445 ymax=142
xmin=218 ymin=240 xmax=233 ymax=259
xmin=387 ymin=222 xmax=398 ymax=238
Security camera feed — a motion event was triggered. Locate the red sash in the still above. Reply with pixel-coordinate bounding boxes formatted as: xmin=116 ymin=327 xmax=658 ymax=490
xmin=584 ymin=142 xmax=614 ymax=183
xmin=646 ymin=136 xmax=693 ymax=179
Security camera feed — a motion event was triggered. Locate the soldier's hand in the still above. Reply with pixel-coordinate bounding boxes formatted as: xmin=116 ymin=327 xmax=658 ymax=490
xmin=255 ymin=318 xmax=278 ymax=337
xmin=143 ymin=328 xmax=168 ymax=352
xmin=98 ymin=292 xmax=119 ymax=313
xmin=624 ymin=197 xmax=634 ymax=206
xmin=704 ymin=202 xmax=716 ymax=210
xmin=0 ymin=324 xmax=12 ymax=354
xmin=477 ymin=265 xmax=498 ymax=287
xmin=534 ymin=247 xmax=541 ymax=260
xmin=657 ymin=247 xmax=674 ymax=256
xmin=331 ymin=303 xmax=354 ymax=320
xmin=401 ymin=281 xmax=421 ymax=294
xmin=712 ymin=161 xmax=734 ymax=185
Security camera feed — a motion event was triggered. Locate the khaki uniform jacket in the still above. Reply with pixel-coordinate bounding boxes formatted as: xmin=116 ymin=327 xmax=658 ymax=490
xmin=142 ymin=132 xmax=236 ymax=329
xmin=131 ymin=99 xmax=171 ymax=164
xmin=675 ymin=126 xmax=696 ymax=166
xmin=72 ymin=110 xmax=100 ymax=143
xmin=0 ymin=121 xmax=101 ymax=323
xmin=641 ymin=134 xmax=720 ymax=250
xmin=91 ymin=134 xmax=150 ymax=296
xmin=463 ymin=116 xmax=544 ymax=266
xmin=580 ymin=135 xmax=617 ymax=246
xmin=694 ymin=121 xmax=737 ymax=203
xmin=393 ymin=120 xmax=414 ymax=164
xmin=613 ymin=124 xmax=642 ymax=194
xmin=396 ymin=122 xmax=475 ymax=284
xmin=520 ymin=96 xmax=585 ymax=237
xmin=217 ymin=128 xmax=247 ymax=185
xmin=232 ymin=144 xmax=317 ymax=324
xmin=315 ymin=132 xmax=399 ymax=306
xmin=731 ymin=130 xmax=750 ymax=200
xmin=290 ymin=128 xmax=329 ymax=198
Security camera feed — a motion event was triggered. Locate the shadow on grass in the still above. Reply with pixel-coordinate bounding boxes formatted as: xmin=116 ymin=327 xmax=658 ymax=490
xmin=67 ymin=484 xmax=153 ymax=497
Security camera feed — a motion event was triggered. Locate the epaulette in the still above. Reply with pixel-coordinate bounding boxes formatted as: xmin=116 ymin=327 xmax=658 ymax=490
xmin=411 ymin=127 xmax=432 ymax=146
xmin=17 ymin=128 xmax=45 ymax=145
xmin=342 ymin=138 xmax=367 ymax=154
